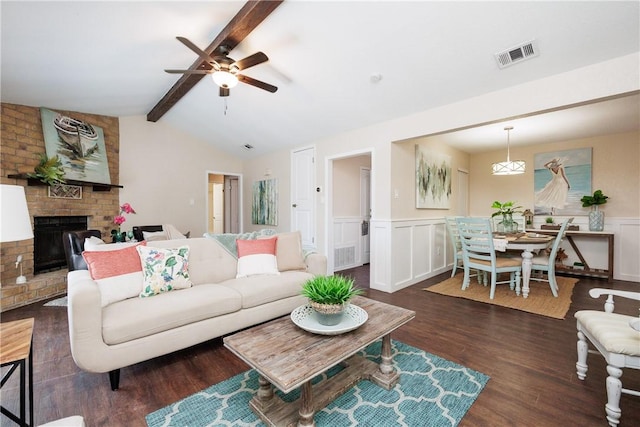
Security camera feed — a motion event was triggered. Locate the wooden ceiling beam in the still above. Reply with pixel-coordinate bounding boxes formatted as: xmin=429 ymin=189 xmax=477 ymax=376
xmin=147 ymin=0 xmax=283 ymax=122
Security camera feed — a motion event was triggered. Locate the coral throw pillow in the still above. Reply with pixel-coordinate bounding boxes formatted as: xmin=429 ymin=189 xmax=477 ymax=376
xmin=137 ymin=245 xmax=193 ymax=297
xmin=82 ymin=242 xmax=146 ymax=307
xmin=236 ymin=237 xmax=280 ymax=278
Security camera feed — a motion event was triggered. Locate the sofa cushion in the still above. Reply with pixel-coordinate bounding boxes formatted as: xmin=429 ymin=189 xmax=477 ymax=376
xmin=148 ymin=238 xmax=238 ymax=284
xmin=142 ymin=230 xmax=168 ymax=241
xmin=220 ymin=270 xmax=313 ymax=309
xmin=82 ymin=242 xmax=146 ymax=307
xmin=102 ymin=284 xmax=242 ymax=345
xmin=236 ymin=237 xmax=280 ymax=278
xmin=260 ymin=231 xmax=307 ymax=272
xmin=83 ymin=236 xmax=106 ymax=250
xmin=137 ymin=245 xmax=193 ymax=297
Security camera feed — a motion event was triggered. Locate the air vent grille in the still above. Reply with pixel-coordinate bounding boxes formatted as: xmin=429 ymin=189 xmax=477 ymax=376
xmin=495 ymin=40 xmax=539 ymax=69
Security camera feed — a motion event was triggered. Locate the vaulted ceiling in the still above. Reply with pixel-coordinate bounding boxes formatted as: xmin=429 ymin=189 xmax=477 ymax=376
xmin=2 ymin=1 xmax=638 ymax=159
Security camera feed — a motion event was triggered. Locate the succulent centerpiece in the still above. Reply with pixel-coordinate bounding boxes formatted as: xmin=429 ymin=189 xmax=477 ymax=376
xmin=301 ymin=275 xmax=363 ymax=326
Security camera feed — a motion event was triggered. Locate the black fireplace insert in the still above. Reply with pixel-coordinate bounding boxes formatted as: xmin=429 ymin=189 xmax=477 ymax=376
xmin=33 ymin=216 xmax=88 ymax=274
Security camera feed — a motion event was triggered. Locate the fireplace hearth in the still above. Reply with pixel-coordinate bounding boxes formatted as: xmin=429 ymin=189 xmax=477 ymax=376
xmin=34 ymin=216 xmax=88 ymax=274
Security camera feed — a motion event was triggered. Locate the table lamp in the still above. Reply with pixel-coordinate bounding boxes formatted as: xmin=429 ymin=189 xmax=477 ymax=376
xmin=1 ymin=184 xmax=34 ymax=284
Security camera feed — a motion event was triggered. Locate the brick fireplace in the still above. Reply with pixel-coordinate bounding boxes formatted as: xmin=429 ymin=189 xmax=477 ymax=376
xmin=1 ymin=103 xmax=120 ymax=312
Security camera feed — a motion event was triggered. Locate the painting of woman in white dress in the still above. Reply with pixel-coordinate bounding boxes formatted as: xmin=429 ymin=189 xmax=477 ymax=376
xmin=534 ymin=148 xmax=592 ymax=216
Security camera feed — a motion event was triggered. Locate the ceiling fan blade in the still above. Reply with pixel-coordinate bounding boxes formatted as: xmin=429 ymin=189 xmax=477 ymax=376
xmin=164 ymin=69 xmax=211 ymax=74
xmin=237 ymin=74 xmax=278 ymax=93
xmin=233 ymin=52 xmax=268 ymax=70
xmin=176 ymin=36 xmax=217 ymax=65
xmin=219 ymin=87 xmax=230 ymax=97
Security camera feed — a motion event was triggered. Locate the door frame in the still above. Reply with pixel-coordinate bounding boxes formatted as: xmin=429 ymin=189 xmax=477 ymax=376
xmin=206 ymin=170 xmax=243 ymax=234
xmin=325 ymin=148 xmax=374 ymax=275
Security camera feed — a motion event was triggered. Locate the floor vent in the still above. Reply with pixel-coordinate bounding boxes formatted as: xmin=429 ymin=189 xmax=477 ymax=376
xmin=334 ymin=246 xmax=356 ymax=270
xmin=495 ymin=39 xmax=539 ymax=69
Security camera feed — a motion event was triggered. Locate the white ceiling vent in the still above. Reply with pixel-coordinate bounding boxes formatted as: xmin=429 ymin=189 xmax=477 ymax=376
xmin=495 ymin=40 xmax=539 ymax=69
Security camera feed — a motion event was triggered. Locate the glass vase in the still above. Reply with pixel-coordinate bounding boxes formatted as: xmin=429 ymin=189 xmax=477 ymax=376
xmin=499 ymin=213 xmax=518 ymax=233
xmin=111 ymin=230 xmax=126 ymax=243
xmin=589 ymin=205 xmax=604 ymax=231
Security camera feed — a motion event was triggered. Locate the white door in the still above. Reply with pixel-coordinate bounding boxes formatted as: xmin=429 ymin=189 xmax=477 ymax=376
xmin=291 ymin=147 xmax=316 ymax=249
xmin=360 ymin=167 xmax=371 ymax=264
xmin=457 ymin=169 xmax=469 ymax=216
xmin=213 ymin=183 xmax=224 ymax=233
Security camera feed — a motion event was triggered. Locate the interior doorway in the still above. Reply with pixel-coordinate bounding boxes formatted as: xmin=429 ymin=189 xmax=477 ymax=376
xmin=327 ymin=150 xmax=373 ymax=277
xmin=207 ymin=172 xmax=241 ymax=234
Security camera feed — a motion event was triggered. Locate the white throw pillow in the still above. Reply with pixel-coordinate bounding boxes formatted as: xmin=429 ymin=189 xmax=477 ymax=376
xmin=83 ymin=240 xmax=139 ymax=252
xmin=236 ymin=237 xmax=280 ymax=278
xmin=83 ymin=236 xmax=106 ymax=251
xmin=143 ymin=230 xmax=168 ymax=241
xmin=82 ymin=242 xmax=146 ymax=307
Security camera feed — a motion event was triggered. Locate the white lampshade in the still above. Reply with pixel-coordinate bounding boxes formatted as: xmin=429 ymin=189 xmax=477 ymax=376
xmin=0 ymin=184 xmax=34 ymax=242
xmin=492 ymin=126 xmax=526 ymax=176
xmin=211 ymin=70 xmax=239 ymax=88
xmin=492 ymin=160 xmax=526 ymax=175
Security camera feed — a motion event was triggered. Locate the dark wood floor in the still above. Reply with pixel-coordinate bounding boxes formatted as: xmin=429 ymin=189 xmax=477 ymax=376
xmin=1 ymin=268 xmax=639 ymax=427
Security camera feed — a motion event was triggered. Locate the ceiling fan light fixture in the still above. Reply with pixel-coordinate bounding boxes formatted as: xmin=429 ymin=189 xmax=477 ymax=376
xmin=212 ymin=70 xmax=238 ymax=89
xmin=492 ymin=126 xmax=525 ymax=175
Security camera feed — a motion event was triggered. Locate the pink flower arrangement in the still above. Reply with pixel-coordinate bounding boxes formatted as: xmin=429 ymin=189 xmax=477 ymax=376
xmin=113 ymin=203 xmax=136 ymax=227
xmin=112 ymin=203 xmax=136 ymax=241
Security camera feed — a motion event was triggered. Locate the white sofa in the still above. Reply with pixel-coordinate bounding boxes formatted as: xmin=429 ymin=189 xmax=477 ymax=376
xmin=67 ymin=233 xmax=326 ymax=390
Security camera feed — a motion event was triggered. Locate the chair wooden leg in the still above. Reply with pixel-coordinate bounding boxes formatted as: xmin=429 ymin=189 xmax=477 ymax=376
xmin=576 ymin=330 xmax=589 ymax=380
xmin=605 ymin=365 xmax=623 ymax=426
xmin=489 ymin=273 xmax=497 ymax=299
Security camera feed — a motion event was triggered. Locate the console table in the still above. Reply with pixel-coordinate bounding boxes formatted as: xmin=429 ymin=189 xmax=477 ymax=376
xmin=526 ymin=228 xmax=614 ymax=282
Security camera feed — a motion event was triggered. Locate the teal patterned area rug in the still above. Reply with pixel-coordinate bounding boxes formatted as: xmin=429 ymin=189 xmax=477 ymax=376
xmin=146 ymin=341 xmax=489 ymax=427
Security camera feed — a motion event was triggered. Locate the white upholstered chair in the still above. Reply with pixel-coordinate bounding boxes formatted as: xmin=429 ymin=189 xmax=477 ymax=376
xmin=529 ymin=217 xmax=574 ymax=297
xmin=455 ymin=217 xmax=521 ymax=299
xmin=575 ymin=288 xmax=640 ymax=427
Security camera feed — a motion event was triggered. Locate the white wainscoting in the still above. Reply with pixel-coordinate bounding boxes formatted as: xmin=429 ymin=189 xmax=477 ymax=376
xmin=333 ymin=217 xmax=362 ymax=271
xmin=370 ymin=216 xmax=639 ymax=294
xmin=370 ymin=218 xmax=449 ymax=293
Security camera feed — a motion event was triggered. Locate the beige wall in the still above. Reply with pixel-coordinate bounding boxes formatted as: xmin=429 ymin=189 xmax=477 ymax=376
xmin=119 ymin=116 xmax=243 ymax=238
xmin=333 ymin=155 xmax=371 ymax=217
xmin=242 ymin=149 xmax=293 ymax=233
xmin=307 ymin=53 xmax=638 ymax=253
xmin=468 ymin=131 xmax=639 ymax=218
xmin=390 ymin=137 xmax=470 ymax=219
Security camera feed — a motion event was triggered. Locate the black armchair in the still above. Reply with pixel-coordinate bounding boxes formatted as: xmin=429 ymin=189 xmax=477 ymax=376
xmin=62 ymin=230 xmax=101 ymax=271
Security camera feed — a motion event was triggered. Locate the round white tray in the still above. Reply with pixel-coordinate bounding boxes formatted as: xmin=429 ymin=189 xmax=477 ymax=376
xmin=291 ymin=304 xmax=368 ymax=335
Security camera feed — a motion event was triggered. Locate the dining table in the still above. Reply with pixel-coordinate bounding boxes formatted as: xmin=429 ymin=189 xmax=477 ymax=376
xmin=494 ymin=233 xmax=555 ymax=298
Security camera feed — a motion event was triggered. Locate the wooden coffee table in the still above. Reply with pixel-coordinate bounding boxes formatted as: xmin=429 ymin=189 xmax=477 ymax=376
xmin=223 ymin=296 xmax=415 ymax=426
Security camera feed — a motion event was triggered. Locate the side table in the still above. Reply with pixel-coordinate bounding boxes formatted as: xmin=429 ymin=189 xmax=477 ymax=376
xmin=1 ymin=318 xmax=34 ymax=427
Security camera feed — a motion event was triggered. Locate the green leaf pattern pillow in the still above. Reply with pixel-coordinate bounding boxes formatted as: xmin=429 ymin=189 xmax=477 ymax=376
xmin=137 ymin=245 xmax=192 ymax=297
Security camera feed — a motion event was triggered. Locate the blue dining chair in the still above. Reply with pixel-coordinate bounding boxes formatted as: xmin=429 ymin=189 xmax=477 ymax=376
xmin=445 ymin=216 xmax=464 ymax=278
xmin=456 ymin=217 xmax=521 ymax=299
xmin=529 ymin=217 xmax=574 ymax=297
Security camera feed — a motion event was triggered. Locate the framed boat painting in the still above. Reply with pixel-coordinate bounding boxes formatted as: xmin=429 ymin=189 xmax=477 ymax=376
xmin=415 ymin=145 xmax=452 ymax=209
xmin=39 ymin=107 xmax=111 ymax=184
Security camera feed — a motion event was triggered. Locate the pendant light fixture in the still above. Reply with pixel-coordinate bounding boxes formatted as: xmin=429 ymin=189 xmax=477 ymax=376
xmin=492 ymin=126 xmax=525 ymax=175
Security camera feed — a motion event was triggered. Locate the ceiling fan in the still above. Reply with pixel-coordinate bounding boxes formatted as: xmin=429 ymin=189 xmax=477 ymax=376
xmin=165 ymin=36 xmax=277 ymax=97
